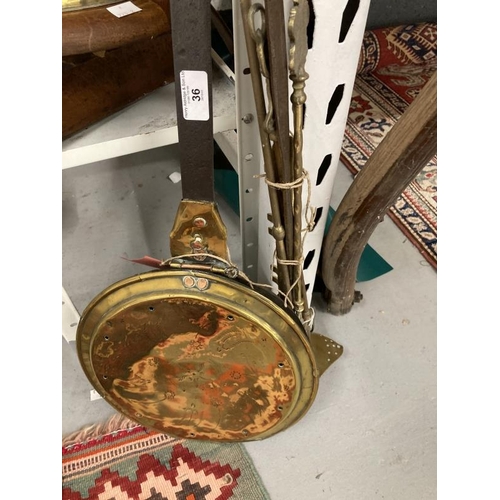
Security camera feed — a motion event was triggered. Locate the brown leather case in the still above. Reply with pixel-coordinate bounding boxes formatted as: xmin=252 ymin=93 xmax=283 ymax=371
xmin=62 ymin=0 xmax=174 ymax=139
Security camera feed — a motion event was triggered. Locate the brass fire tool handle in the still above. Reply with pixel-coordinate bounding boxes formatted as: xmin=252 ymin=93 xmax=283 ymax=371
xmin=240 ymin=0 xmax=292 ymax=294
xmin=288 ymin=0 xmax=312 ymax=324
xmin=264 ymin=0 xmax=295 ymax=265
xmin=288 ymin=0 xmax=343 ymax=366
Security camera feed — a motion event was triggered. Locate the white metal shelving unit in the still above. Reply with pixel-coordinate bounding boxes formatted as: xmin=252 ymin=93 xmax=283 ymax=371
xmin=62 ymin=60 xmax=237 ymax=170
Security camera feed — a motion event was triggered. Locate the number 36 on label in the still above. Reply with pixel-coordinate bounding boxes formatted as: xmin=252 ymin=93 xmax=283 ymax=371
xmin=180 ymin=70 xmax=209 ymax=121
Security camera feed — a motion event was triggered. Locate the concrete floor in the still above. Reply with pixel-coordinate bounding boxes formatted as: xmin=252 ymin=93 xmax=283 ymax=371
xmin=62 ymin=144 xmax=436 ymax=499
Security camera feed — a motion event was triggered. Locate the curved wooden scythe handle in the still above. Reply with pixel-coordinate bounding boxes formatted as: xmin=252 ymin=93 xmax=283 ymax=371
xmin=321 ymin=71 xmax=437 ymax=315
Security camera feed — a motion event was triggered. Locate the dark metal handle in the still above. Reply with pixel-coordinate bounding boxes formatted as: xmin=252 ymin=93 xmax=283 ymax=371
xmin=170 ymin=0 xmax=214 ymax=202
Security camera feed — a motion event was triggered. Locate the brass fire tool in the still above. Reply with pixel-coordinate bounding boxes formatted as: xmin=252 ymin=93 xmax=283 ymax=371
xmin=241 ymin=0 xmax=313 ymax=325
xmin=239 ymin=0 xmax=341 ymax=372
xmin=264 ymin=0 xmax=295 ymax=269
xmin=241 ymin=0 xmax=292 ymax=294
xmin=288 ymin=0 xmax=313 ymax=323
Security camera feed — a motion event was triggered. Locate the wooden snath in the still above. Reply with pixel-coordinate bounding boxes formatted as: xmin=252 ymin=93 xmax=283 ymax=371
xmin=321 ymin=71 xmax=437 ymax=315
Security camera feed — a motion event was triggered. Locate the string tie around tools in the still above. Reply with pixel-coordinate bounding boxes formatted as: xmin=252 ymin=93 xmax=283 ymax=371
xmin=253 ymin=169 xmax=316 ymax=230
xmin=254 ymin=168 xmax=318 ymax=331
xmin=256 ymin=172 xmax=305 ymax=190
xmin=302 ymin=306 xmax=315 ymax=331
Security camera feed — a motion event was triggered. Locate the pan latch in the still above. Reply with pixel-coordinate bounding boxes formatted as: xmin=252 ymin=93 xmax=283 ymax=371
xmin=170 ymin=200 xmax=230 ymax=261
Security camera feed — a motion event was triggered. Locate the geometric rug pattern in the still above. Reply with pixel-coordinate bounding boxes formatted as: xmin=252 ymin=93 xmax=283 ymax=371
xmin=63 ymin=419 xmax=270 ymax=500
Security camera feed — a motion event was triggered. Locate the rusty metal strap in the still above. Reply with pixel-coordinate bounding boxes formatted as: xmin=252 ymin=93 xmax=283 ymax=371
xmin=170 ymin=0 xmax=215 ymax=202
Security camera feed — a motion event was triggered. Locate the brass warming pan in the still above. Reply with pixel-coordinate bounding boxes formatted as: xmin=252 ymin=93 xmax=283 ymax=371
xmin=76 ymin=0 xmax=342 ymax=442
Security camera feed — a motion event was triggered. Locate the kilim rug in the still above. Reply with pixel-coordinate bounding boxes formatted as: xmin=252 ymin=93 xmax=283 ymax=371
xmin=62 ymin=414 xmax=270 ymax=500
xmin=341 ymin=23 xmax=437 ymax=268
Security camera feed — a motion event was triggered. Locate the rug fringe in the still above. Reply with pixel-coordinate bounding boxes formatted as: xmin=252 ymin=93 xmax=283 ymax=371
xmin=62 ymin=413 xmax=142 ymax=447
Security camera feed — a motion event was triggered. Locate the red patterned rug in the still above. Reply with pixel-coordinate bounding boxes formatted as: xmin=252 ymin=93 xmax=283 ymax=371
xmin=341 ymin=23 xmax=437 ymax=268
xmin=62 ymin=415 xmax=270 ymax=500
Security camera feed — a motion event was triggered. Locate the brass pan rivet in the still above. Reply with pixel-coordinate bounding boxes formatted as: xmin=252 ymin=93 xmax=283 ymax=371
xmin=191 ymin=236 xmax=205 ymax=250
xmin=183 ymin=276 xmax=196 ymax=288
xmin=242 ymin=430 xmax=249 ymax=436
xmin=197 ymin=278 xmax=209 ymax=290
xmin=193 ymin=217 xmax=207 ymax=228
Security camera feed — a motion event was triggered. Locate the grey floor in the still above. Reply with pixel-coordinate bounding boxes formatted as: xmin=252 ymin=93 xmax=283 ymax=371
xmin=62 ymin=144 xmax=436 ymax=499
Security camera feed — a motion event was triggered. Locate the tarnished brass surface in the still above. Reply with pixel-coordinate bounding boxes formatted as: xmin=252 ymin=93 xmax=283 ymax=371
xmin=77 ymin=269 xmax=319 ymax=441
xmin=289 ymin=0 xmax=309 ymax=84
xmin=170 ymin=200 xmax=229 ymax=261
xmin=310 ymin=334 xmax=343 ymax=376
xmin=288 ymin=0 xmax=310 ymax=321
